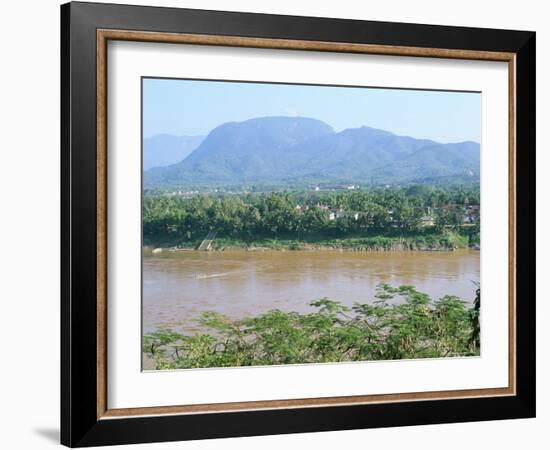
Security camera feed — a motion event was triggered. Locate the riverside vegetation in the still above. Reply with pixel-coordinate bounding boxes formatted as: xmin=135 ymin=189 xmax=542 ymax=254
xmin=143 ymin=185 xmax=481 ymax=369
xmin=143 ymin=284 xmax=481 ymax=369
xmin=143 ymin=185 xmax=480 ymax=251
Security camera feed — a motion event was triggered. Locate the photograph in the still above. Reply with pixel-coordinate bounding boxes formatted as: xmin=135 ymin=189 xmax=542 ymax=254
xmin=56 ymin=2 xmax=537 ymax=446
xmin=141 ymin=78 xmax=482 ymax=370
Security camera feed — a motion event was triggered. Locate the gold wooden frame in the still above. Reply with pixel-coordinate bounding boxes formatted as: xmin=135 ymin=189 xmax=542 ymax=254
xmin=96 ymin=29 xmax=517 ymax=420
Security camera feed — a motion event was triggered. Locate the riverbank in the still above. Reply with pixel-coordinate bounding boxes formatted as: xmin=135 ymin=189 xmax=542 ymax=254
xmin=144 ymin=231 xmax=477 ymax=253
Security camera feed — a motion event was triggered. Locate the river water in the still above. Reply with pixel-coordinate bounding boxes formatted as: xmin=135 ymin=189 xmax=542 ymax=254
xmin=143 ymin=250 xmax=479 ymax=333
xmin=143 ymin=249 xmax=479 ymax=334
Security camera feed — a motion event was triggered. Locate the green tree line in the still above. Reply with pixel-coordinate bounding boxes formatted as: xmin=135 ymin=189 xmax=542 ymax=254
xmin=143 ymin=185 xmax=480 ymax=245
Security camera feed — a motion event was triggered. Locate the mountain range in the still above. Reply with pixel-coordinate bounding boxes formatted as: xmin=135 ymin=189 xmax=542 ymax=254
xmin=144 ymin=116 xmax=479 ymax=187
xmin=143 ymin=134 xmax=204 ymax=170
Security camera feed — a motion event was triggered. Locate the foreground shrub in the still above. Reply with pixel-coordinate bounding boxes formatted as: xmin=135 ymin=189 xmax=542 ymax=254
xmin=143 ymin=284 xmax=480 ymax=370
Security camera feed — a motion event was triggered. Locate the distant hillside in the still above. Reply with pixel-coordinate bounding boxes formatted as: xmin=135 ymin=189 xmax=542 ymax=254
xmin=144 ymin=116 xmax=479 ymax=187
xmin=143 ymin=134 xmax=204 ymax=170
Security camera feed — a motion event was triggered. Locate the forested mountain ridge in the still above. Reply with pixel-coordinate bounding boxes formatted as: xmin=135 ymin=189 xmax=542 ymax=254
xmin=144 ymin=116 xmax=480 ymax=187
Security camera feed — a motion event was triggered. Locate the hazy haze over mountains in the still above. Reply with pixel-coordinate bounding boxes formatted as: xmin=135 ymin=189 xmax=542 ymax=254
xmin=143 ymin=134 xmax=204 ymax=170
xmin=144 ymin=116 xmax=480 ymax=187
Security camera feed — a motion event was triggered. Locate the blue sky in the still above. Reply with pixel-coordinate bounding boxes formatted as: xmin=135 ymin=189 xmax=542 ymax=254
xmin=143 ymin=78 xmax=480 ymax=144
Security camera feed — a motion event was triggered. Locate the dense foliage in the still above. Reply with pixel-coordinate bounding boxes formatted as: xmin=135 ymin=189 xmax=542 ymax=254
xmin=143 ymin=284 xmax=480 ymax=370
xmin=143 ymin=185 xmax=480 ymax=247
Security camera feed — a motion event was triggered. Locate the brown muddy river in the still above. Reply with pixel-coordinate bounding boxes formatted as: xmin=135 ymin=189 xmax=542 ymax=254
xmin=143 ymin=249 xmax=479 ymax=334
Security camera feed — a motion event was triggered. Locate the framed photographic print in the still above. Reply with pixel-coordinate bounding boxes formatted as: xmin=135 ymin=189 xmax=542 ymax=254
xmin=61 ymin=1 xmax=536 ymax=447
